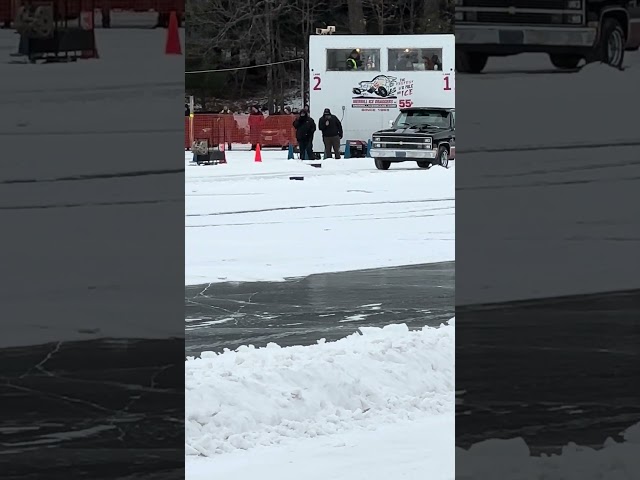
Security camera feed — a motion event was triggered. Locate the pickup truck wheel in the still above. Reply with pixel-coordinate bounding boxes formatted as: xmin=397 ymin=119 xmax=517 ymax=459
xmin=549 ymin=54 xmax=582 ymax=70
xmin=457 ymin=51 xmax=488 ymax=74
xmin=589 ymin=18 xmax=625 ymax=69
xmin=374 ymin=158 xmax=391 ymax=170
xmin=437 ymin=146 xmax=449 ymax=168
xmin=417 ymin=161 xmax=431 ymax=169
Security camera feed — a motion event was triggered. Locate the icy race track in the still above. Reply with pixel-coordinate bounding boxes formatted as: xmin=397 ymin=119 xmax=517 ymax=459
xmin=186 ymin=52 xmax=640 ymax=479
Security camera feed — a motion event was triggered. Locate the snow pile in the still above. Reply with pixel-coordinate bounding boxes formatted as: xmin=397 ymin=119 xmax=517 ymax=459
xmin=185 ymin=320 xmax=455 ymax=456
xmin=458 ymin=421 xmax=640 ymax=479
xmin=185 ymin=152 xmax=455 ymax=285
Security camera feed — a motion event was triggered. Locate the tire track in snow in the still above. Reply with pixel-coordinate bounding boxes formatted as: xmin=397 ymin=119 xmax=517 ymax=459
xmin=186 ymin=197 xmax=455 ymax=218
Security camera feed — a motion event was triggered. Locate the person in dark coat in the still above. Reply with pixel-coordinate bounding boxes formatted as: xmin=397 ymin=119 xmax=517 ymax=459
xmin=247 ymin=105 xmax=265 ymax=149
xmin=292 ymin=109 xmax=316 ymax=160
xmin=318 ymin=108 xmax=343 ymax=159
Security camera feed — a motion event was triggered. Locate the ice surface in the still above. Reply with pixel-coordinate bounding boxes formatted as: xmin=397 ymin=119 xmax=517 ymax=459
xmin=185 ymin=319 xmax=454 ymax=459
xmin=185 ymin=151 xmax=455 ymax=285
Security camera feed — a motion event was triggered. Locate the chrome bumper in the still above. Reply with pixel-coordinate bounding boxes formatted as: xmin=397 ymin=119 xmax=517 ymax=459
xmin=370 ymin=148 xmax=437 ymax=160
xmin=456 ymin=25 xmax=596 ymax=47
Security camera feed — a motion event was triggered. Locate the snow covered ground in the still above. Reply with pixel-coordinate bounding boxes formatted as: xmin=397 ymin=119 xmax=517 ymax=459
xmin=456 ymin=51 xmax=640 ymax=304
xmin=1 ymin=27 xmax=184 ymax=347
xmin=185 ymin=152 xmax=455 ymax=285
xmin=456 ymin=52 xmax=640 ymax=476
xmin=186 ymin=320 xmax=455 ymax=479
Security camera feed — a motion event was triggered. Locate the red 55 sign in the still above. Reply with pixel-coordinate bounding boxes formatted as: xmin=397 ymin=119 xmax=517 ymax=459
xmin=398 ymin=99 xmax=413 ymax=108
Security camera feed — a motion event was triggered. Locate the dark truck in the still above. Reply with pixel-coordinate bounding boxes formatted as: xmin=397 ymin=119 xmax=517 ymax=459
xmin=369 ymin=107 xmax=456 ymax=170
xmin=455 ymin=0 xmax=640 ymax=72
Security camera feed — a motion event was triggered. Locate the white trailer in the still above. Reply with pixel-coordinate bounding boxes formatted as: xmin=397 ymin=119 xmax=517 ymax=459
xmin=308 ymin=33 xmax=455 ymax=154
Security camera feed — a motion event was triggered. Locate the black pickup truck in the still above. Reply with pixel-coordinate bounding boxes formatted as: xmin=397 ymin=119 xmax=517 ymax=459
xmin=369 ymin=107 xmax=456 ymax=170
xmin=456 ymin=0 xmax=640 ymax=72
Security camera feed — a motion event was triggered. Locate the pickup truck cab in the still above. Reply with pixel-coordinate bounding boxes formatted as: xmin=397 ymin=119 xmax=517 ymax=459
xmin=369 ymin=107 xmax=456 ymax=170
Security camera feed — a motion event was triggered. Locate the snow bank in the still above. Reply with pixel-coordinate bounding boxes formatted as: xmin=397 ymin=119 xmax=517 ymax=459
xmin=458 ymin=421 xmax=640 ymax=479
xmin=185 ymin=320 xmax=454 ymax=456
xmin=185 ymin=152 xmax=455 ymax=285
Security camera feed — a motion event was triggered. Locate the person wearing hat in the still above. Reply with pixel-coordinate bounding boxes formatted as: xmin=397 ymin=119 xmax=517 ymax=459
xmin=318 ymin=108 xmax=343 ymax=159
xmin=292 ymin=109 xmax=316 ymax=160
xmin=346 ymin=50 xmax=362 ymax=71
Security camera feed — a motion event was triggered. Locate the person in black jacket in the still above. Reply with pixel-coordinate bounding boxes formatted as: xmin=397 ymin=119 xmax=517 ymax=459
xmin=292 ymin=109 xmax=316 ymax=160
xmin=318 ymin=108 xmax=343 ymax=159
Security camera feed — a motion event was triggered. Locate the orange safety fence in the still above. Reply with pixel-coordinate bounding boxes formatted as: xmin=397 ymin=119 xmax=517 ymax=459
xmin=185 ymin=114 xmax=298 ymax=150
xmin=1 ymin=0 xmax=184 ymax=26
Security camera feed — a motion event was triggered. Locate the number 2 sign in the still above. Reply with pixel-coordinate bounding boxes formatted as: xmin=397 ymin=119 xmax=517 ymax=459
xmin=313 ymin=74 xmax=322 ymax=91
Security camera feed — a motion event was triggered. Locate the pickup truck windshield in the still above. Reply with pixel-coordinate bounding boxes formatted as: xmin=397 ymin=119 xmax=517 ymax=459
xmin=394 ymin=110 xmax=450 ymax=129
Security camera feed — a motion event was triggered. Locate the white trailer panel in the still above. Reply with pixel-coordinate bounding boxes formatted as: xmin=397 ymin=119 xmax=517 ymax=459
xmin=308 ymin=34 xmax=455 ymax=153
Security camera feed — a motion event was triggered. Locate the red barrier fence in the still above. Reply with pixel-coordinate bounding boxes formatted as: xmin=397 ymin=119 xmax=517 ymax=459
xmin=1 ymin=1 xmax=184 ymax=26
xmin=185 ymin=114 xmax=298 ymax=150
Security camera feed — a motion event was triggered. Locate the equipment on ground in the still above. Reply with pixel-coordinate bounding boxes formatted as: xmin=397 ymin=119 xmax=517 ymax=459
xmin=15 ymin=0 xmax=98 ymax=63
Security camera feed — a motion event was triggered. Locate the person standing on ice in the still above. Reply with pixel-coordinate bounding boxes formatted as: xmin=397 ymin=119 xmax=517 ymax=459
xmin=248 ymin=105 xmax=264 ymax=150
xmin=318 ymin=108 xmax=343 ymax=159
xmin=293 ymin=109 xmax=316 ymax=160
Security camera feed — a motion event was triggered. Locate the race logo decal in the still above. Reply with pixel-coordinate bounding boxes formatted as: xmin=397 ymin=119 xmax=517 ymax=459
xmin=352 ymin=75 xmax=398 ymax=110
xmin=397 ymin=78 xmax=414 ymax=98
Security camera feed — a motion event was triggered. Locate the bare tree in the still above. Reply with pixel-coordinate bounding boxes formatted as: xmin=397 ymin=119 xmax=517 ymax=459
xmin=347 ymin=0 xmax=366 ymax=34
xmin=185 ymin=0 xmax=452 ymax=108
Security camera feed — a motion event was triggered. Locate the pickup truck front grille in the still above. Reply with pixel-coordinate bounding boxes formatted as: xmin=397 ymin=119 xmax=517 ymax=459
xmin=458 ymin=0 xmax=585 ymax=26
xmin=477 ymin=12 xmax=557 ymax=24
xmin=375 ymin=135 xmax=432 ymax=149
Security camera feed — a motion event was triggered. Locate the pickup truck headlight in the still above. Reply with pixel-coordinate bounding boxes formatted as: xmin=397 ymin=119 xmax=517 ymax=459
xmin=566 ymin=14 xmax=583 ymax=24
xmin=374 ymin=143 xmax=381 ymax=148
xmin=566 ymin=0 xmax=581 ymax=8
xmin=374 ymin=137 xmax=381 ymax=142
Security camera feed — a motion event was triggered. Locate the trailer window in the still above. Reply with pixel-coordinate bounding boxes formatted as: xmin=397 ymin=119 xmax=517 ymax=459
xmin=388 ymin=48 xmax=444 ymax=71
xmin=326 ymin=49 xmax=381 ymax=72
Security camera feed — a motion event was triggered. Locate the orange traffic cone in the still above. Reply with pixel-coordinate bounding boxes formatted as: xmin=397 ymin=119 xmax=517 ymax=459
xmin=254 ymin=144 xmax=262 ymax=162
xmin=219 ymin=143 xmax=227 ymax=164
xmin=165 ymin=11 xmax=182 ymax=55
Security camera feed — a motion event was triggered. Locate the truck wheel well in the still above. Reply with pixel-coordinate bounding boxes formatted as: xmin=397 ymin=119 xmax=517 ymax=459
xmin=600 ymin=9 xmax=629 ymax=40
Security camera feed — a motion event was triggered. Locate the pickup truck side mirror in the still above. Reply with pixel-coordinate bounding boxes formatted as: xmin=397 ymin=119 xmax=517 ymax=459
xmin=389 ymin=120 xmax=394 ymax=128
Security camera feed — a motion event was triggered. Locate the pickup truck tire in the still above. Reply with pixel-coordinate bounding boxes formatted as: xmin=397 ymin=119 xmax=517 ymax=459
xmin=456 ymin=51 xmax=488 ymax=74
xmin=417 ymin=161 xmax=431 ymax=169
xmin=549 ymin=54 xmax=582 ymax=70
xmin=589 ymin=17 xmax=625 ymax=69
xmin=374 ymin=158 xmax=391 ymax=170
xmin=437 ymin=146 xmax=449 ymax=168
